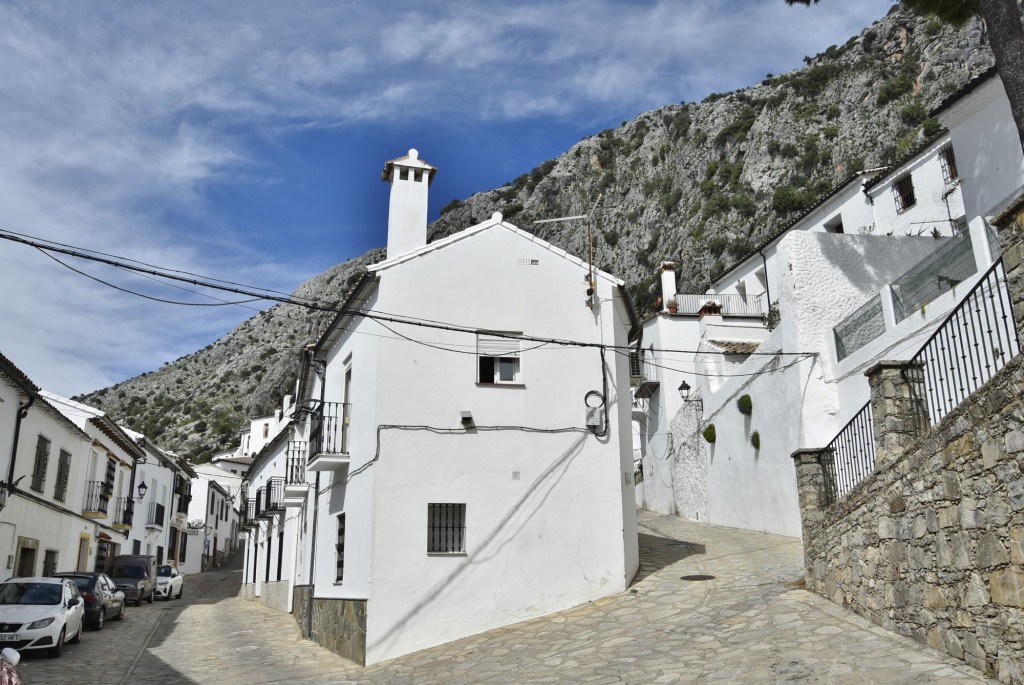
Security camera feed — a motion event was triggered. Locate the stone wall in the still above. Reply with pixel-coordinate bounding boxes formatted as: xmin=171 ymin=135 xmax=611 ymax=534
xmin=260 ymin=579 xmax=290 ymax=613
xmin=291 ymin=585 xmax=366 ymax=666
xmin=669 ymin=398 xmax=708 ymax=522
xmin=792 ymin=196 xmax=1024 ymax=684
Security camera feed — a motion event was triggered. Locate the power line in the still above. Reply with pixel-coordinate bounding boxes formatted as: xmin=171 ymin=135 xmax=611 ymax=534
xmin=1 ymin=228 xmax=814 ymax=359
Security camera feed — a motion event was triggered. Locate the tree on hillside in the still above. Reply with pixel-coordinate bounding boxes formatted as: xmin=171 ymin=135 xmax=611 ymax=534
xmin=787 ymin=0 xmax=1024 ymax=150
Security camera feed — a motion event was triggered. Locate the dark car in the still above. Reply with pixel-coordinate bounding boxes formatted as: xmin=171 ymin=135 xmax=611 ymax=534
xmin=108 ymin=555 xmax=157 ymax=606
xmin=52 ymin=572 xmax=125 ymax=630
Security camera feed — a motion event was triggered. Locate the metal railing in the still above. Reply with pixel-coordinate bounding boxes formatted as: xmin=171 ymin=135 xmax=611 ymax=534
xmin=286 ymin=441 xmax=307 ymax=485
xmin=83 ymin=481 xmax=109 ymax=514
xmin=905 ymin=257 xmax=1020 ymax=428
xmin=891 ymin=233 xmax=977 ymax=322
xmin=262 ymin=478 xmax=284 ymax=513
xmin=674 ymin=293 xmax=764 ymax=317
xmin=243 ymin=499 xmax=257 ymax=528
xmin=820 ymin=403 xmax=876 ymax=506
xmin=834 ymin=294 xmax=886 ymax=361
xmin=253 ymin=487 xmax=264 ymax=518
xmin=112 ymin=497 xmax=131 ymax=526
xmin=147 ymin=502 xmax=166 ymax=528
xmin=310 ymin=402 xmax=351 ymax=457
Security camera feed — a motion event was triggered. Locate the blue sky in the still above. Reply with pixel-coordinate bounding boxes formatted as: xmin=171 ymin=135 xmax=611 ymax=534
xmin=0 ymin=0 xmax=895 ymax=396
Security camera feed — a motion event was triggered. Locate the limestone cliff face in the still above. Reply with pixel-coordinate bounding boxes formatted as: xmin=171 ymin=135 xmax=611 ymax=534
xmin=79 ymin=5 xmax=998 ymax=461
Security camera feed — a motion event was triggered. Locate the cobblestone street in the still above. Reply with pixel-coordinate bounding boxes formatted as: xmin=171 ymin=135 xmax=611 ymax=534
xmin=18 ymin=511 xmax=996 ymax=684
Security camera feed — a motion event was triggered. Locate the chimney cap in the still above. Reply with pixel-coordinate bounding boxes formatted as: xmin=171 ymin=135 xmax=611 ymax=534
xmin=382 ymin=148 xmax=437 ymax=185
xmin=661 ymin=261 xmax=676 ymax=272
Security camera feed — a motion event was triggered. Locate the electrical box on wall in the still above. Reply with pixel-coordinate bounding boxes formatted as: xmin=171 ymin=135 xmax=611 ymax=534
xmin=585 ymin=407 xmax=602 ymax=427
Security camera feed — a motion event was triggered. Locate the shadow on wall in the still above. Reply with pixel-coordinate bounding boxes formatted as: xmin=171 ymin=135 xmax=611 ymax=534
xmin=630 ymin=533 xmax=706 ymax=586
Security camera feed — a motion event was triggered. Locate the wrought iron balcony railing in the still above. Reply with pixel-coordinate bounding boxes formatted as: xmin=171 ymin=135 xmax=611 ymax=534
xmin=309 ymin=402 xmax=351 ymax=457
xmin=83 ymin=481 xmax=110 ymax=515
xmin=147 ymin=501 xmax=166 ymax=529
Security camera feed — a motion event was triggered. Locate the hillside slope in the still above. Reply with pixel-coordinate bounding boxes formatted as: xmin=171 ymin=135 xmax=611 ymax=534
xmin=79 ymin=5 xmax=998 ymax=461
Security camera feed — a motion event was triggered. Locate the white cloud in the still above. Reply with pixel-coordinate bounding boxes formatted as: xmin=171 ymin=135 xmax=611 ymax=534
xmin=0 ymin=0 xmax=895 ymax=395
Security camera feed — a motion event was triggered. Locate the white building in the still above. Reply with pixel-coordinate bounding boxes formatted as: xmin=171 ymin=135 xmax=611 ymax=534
xmin=635 ymin=68 xmax=1024 ymax=536
xmin=184 ymin=473 xmax=235 ymax=574
xmin=242 ymin=148 xmax=641 ymax=665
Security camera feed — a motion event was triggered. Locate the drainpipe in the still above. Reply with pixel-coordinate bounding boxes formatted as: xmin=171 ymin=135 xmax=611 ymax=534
xmin=6 ymin=393 xmax=34 ymax=491
xmin=758 ymin=249 xmax=771 ymax=307
xmin=304 ymin=354 xmax=326 ymax=641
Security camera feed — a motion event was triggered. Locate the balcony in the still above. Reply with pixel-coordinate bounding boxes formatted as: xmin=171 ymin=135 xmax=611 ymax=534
xmin=260 ymin=478 xmax=284 ymax=516
xmin=307 ymin=402 xmax=352 ymax=471
xmin=629 ymin=351 xmax=660 ymax=399
xmin=241 ymin=499 xmax=257 ymax=530
xmin=146 ymin=502 xmax=166 ymax=530
xmin=283 ymin=442 xmax=308 ymax=507
xmin=111 ymin=497 xmax=132 ymax=530
xmin=673 ymin=293 xmax=765 ymax=317
xmin=82 ymin=481 xmax=110 ymax=518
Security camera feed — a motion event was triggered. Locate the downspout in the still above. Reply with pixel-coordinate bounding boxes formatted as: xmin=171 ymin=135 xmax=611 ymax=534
xmin=6 ymin=394 xmax=33 ymax=489
xmin=304 ymin=353 xmax=326 ymax=641
xmin=758 ymin=249 xmax=771 ymax=308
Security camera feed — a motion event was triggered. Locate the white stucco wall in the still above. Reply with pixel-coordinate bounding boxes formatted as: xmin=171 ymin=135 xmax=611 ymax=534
xmin=940 ymin=76 xmax=1024 ymax=222
xmin=347 ymin=221 xmax=638 ymax=664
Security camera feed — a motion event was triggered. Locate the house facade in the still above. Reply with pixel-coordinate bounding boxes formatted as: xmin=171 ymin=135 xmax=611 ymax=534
xmin=634 ymin=68 xmax=1024 ymax=537
xmin=241 ymin=148 xmax=641 ymax=665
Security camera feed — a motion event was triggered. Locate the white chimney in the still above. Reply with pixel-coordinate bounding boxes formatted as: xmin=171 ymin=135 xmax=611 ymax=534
xmin=382 ymin=148 xmax=436 ymax=258
xmin=660 ymin=262 xmax=677 ymax=312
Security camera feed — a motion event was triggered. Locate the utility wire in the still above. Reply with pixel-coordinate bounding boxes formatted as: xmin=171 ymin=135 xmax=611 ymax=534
xmin=1 ymin=228 xmax=814 ymax=358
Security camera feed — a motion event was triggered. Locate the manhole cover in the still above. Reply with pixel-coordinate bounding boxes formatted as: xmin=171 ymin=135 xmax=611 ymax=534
xmin=680 ymin=574 xmax=715 ymax=581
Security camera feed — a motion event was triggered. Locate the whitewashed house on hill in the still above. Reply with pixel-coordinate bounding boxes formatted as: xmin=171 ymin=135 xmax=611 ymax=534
xmin=634 ymin=67 xmax=1024 ymax=536
xmin=240 ymin=148 xmax=641 ymax=665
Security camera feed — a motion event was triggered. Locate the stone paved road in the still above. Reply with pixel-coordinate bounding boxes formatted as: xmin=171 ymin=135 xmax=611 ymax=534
xmin=19 ymin=511 xmax=996 ymax=684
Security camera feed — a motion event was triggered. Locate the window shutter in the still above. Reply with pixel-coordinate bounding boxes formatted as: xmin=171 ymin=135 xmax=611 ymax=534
xmin=477 ymin=333 xmax=521 ymax=357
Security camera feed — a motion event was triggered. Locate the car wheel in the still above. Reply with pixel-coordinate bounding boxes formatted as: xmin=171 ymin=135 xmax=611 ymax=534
xmin=175 ymin=586 xmax=182 ymax=600
xmin=115 ymin=603 xmax=125 ymax=621
xmin=92 ymin=609 xmax=105 ymax=631
xmin=47 ymin=628 xmax=65 ymax=658
xmin=69 ymin=620 xmax=82 ymax=644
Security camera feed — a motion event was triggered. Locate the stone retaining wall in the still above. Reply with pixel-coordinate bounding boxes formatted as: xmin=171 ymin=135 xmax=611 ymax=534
xmin=792 ymin=189 xmax=1024 ymax=685
xmin=290 ymin=585 xmax=366 ymax=666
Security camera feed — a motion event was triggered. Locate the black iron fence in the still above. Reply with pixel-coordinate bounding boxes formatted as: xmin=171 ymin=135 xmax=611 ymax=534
xmin=820 ymin=403 xmax=876 ymax=506
xmin=112 ymin=497 xmax=130 ymax=526
xmin=310 ymin=402 xmax=351 ymax=457
xmin=147 ymin=502 xmax=166 ymax=528
xmin=286 ymin=441 xmax=307 ymax=485
xmin=83 ymin=481 xmax=110 ymax=514
xmin=243 ymin=499 xmax=257 ymax=528
xmin=905 ymin=257 xmax=1020 ymax=427
xmin=262 ymin=478 xmax=284 ymax=513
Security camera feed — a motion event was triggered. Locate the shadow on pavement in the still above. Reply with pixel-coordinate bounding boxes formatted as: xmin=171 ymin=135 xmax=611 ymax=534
xmin=630 ymin=532 xmax=706 ymax=586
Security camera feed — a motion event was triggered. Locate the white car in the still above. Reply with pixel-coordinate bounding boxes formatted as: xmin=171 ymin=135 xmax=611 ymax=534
xmin=154 ymin=565 xmax=183 ymax=600
xmin=0 ymin=577 xmax=85 ymax=658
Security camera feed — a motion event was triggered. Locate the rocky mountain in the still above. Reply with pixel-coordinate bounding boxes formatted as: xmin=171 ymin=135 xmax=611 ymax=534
xmin=78 ymin=4 xmax=999 ymax=462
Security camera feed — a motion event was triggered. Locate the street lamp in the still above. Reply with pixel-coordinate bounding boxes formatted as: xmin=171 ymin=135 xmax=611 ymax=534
xmin=678 ymin=380 xmax=703 ymax=409
xmin=136 ymin=482 xmax=148 ymax=500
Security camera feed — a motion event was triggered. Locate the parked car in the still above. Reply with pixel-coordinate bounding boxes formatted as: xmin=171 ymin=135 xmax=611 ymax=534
xmin=108 ymin=555 xmax=157 ymax=606
xmin=154 ymin=566 xmax=183 ymax=600
xmin=52 ymin=573 xmax=125 ymax=630
xmin=0 ymin=577 xmax=85 ymax=658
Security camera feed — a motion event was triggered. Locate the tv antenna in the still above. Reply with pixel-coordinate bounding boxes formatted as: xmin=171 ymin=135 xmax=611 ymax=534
xmin=534 ymin=193 xmax=604 ymax=307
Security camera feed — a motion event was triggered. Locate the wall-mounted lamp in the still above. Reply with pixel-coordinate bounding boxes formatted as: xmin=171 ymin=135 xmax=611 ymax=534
xmin=135 ymin=482 xmax=149 ymax=501
xmin=678 ymin=380 xmax=703 ymax=409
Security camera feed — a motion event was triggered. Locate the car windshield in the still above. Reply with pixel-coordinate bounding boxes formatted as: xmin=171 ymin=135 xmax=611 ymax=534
xmin=0 ymin=582 xmax=61 ymax=605
xmin=157 ymin=566 xmax=172 ymax=577
xmin=110 ymin=565 xmax=146 ymax=579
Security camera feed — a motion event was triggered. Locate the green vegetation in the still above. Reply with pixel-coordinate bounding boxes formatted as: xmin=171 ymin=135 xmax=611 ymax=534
xmin=737 ymin=394 xmax=753 ymax=415
xmin=877 ymin=47 xmax=920 ymax=106
xmin=772 ymin=185 xmax=814 ymax=214
xmin=713 ymin=106 xmax=759 ymax=146
xmin=900 ymin=98 xmax=928 ymax=125
xmin=703 ymin=424 xmax=716 ymax=444
xmin=751 ymin=431 xmax=761 ymax=450
xmin=922 ymin=117 xmax=942 ymax=137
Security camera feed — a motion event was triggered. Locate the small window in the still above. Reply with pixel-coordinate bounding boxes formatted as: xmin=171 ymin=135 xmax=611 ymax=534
xmin=335 ymin=513 xmax=346 ymax=582
xmin=893 ymin=173 xmax=916 ymax=214
xmin=939 ymin=143 xmax=959 ymax=184
xmin=824 ymin=215 xmax=844 ymax=234
xmin=31 ymin=436 xmax=50 ymax=493
xmin=477 ymin=333 xmax=522 ymax=384
xmin=427 ymin=503 xmax=466 ymax=554
xmin=262 ymin=423 xmax=270 ymax=439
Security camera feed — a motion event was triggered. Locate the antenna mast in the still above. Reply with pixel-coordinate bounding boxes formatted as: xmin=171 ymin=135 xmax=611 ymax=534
xmin=534 ymin=194 xmax=604 ymax=307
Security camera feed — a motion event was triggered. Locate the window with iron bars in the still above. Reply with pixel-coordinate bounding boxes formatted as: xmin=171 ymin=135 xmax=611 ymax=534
xmin=939 ymin=143 xmax=959 ymax=184
xmin=30 ymin=435 xmax=50 ymax=493
xmin=335 ymin=513 xmax=346 ymax=582
xmin=427 ymin=503 xmax=466 ymax=554
xmin=53 ymin=449 xmax=71 ymax=502
xmin=893 ymin=173 xmax=916 ymax=214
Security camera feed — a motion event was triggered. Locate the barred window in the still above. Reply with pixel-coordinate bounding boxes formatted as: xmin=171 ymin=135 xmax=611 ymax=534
xmin=42 ymin=549 xmax=58 ymax=577
xmin=427 ymin=503 xmax=466 ymax=554
xmin=31 ymin=435 xmax=50 ymax=493
xmin=53 ymin=450 xmax=71 ymax=502
xmin=335 ymin=513 xmax=346 ymax=582
xmin=893 ymin=173 xmax=916 ymax=214
xmin=939 ymin=143 xmax=959 ymax=184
